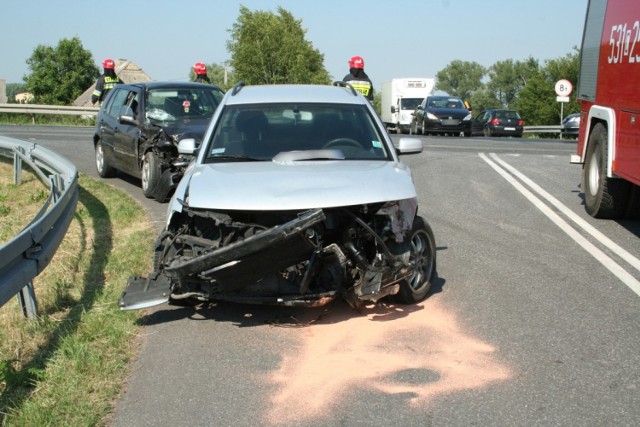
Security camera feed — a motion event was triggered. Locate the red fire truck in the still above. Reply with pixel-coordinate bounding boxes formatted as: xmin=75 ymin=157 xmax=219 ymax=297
xmin=571 ymin=0 xmax=640 ymax=218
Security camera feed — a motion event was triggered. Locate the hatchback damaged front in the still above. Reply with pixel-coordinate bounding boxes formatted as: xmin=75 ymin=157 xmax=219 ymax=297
xmin=119 ymin=83 xmax=436 ymax=311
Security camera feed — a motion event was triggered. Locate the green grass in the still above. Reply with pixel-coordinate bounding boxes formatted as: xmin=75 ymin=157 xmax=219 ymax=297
xmin=0 ymin=113 xmax=96 ymax=127
xmin=0 ymin=160 xmax=154 ymax=426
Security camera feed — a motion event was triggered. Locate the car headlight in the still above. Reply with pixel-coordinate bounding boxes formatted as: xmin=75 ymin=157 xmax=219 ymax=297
xmin=463 ymin=114 xmax=472 ymax=121
xmin=426 ymin=112 xmax=438 ymax=120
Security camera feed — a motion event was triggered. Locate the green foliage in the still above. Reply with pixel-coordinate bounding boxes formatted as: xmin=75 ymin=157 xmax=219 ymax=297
xmin=0 ymin=113 xmax=95 ymax=126
xmin=227 ymin=6 xmax=331 ymax=85
xmin=24 ymin=37 xmax=98 ymax=105
xmin=436 ymin=48 xmax=580 ymax=125
xmin=435 ymin=60 xmax=486 ymax=101
xmin=512 ymin=72 xmax=557 ymax=125
xmin=512 ymin=49 xmax=580 ymax=125
xmin=469 ymin=87 xmax=501 ymax=116
xmin=487 ymin=57 xmax=539 ymax=108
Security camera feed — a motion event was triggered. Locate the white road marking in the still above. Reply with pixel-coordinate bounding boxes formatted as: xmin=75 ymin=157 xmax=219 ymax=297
xmin=479 ymin=152 xmax=640 ymax=297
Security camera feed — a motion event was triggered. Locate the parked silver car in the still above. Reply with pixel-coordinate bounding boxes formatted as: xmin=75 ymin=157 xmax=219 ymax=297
xmin=119 ymin=82 xmax=436 ymax=311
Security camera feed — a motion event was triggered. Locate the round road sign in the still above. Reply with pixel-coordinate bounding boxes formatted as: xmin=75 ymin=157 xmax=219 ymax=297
xmin=555 ymin=79 xmax=573 ymax=97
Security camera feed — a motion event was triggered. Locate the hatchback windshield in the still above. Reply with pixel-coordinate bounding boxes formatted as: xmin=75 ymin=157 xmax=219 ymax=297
xmin=145 ymin=88 xmax=224 ymax=122
xmin=205 ymin=103 xmax=390 ymax=161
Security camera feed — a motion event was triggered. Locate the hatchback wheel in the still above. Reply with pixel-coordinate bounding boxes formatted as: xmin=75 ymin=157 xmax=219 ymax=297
xmin=95 ymin=140 xmax=116 ymax=178
xmin=142 ymin=151 xmax=162 ymax=199
xmin=483 ymin=126 xmax=492 ymax=137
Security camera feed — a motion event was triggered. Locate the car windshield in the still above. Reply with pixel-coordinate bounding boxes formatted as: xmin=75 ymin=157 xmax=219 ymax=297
xmin=145 ymin=88 xmax=224 ymax=122
xmin=428 ymin=97 xmax=464 ymax=109
xmin=204 ymin=103 xmax=391 ymax=162
xmin=400 ymin=98 xmax=423 ymax=110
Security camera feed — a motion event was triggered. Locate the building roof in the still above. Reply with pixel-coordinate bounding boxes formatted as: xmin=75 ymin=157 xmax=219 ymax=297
xmin=73 ymin=59 xmax=153 ymax=106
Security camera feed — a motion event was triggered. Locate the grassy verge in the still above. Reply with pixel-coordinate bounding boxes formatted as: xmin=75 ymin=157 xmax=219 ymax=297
xmin=0 ymin=113 xmax=96 ymax=127
xmin=0 ymin=159 xmax=154 ymax=425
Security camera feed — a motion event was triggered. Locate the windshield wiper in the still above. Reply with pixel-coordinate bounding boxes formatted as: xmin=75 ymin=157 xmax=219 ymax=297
xmin=208 ymin=155 xmax=264 ymax=162
xmin=272 ymin=149 xmax=345 ymax=163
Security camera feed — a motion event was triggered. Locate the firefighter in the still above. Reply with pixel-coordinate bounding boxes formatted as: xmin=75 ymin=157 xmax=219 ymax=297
xmin=92 ymin=58 xmax=122 ymax=105
xmin=193 ymin=62 xmax=211 ymax=84
xmin=342 ymin=55 xmax=374 ymax=101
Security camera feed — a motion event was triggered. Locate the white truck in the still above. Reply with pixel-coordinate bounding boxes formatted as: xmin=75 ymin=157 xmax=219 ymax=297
xmin=380 ymin=78 xmax=435 ymax=134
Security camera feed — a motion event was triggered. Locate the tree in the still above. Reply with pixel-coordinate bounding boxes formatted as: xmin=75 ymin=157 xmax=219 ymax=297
xmin=24 ymin=37 xmax=98 ymax=105
xmin=435 ymin=60 xmax=486 ymax=101
xmin=469 ymin=87 xmax=500 ymax=116
xmin=543 ymin=48 xmax=581 ymax=117
xmin=512 ymin=72 xmax=556 ymax=125
xmin=512 ymin=49 xmax=580 ymax=125
xmin=227 ymin=6 xmax=331 ymax=85
xmin=487 ymin=57 xmax=539 ymax=108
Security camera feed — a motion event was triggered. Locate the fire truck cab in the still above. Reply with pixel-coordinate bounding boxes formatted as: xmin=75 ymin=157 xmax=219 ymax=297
xmin=571 ymin=0 xmax=640 ymax=218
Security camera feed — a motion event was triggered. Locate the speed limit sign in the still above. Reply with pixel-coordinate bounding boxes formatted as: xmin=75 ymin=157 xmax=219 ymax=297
xmin=555 ymin=79 xmax=573 ymax=97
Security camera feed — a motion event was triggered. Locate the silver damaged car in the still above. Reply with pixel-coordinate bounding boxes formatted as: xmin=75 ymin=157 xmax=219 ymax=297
xmin=119 ymin=82 xmax=437 ymax=311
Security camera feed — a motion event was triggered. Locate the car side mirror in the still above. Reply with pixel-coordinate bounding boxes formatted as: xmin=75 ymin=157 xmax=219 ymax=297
xmin=119 ymin=115 xmax=138 ymax=126
xmin=178 ymin=138 xmax=199 ymax=155
xmin=390 ymin=106 xmax=396 ymax=114
xmin=395 ymin=137 xmax=423 ymax=155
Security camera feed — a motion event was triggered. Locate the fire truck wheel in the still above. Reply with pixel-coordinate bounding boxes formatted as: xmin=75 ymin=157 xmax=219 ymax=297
xmin=583 ymin=123 xmax=630 ymax=218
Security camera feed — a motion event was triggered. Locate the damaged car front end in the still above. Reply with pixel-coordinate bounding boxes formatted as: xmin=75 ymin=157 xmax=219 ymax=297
xmin=119 ymin=83 xmax=436 ymax=311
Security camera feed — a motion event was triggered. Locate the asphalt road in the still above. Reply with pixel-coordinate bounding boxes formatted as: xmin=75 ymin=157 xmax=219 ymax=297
xmin=2 ymin=125 xmax=639 ymax=426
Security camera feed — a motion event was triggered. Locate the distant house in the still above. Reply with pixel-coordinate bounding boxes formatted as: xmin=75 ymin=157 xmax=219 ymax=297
xmin=74 ymin=59 xmax=152 ymax=107
xmin=15 ymin=92 xmax=34 ymax=103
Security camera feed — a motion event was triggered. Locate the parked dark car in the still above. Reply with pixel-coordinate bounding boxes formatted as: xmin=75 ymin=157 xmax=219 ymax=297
xmin=93 ymin=81 xmax=224 ymax=201
xmin=471 ymin=109 xmax=524 ymax=137
xmin=561 ymin=113 xmax=580 ymax=138
xmin=410 ymin=95 xmax=472 ymax=137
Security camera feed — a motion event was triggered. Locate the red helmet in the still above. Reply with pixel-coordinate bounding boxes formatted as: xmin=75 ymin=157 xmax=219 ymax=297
xmin=102 ymin=58 xmax=115 ymax=69
xmin=193 ymin=62 xmax=207 ymax=74
xmin=349 ymin=56 xmax=365 ymax=69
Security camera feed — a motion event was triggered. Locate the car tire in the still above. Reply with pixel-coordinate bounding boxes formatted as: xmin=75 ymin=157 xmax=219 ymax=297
xmin=396 ymin=216 xmax=436 ymax=304
xmin=463 ymin=131 xmax=471 ymax=137
xmin=142 ymin=151 xmax=162 ymax=199
xmin=583 ymin=123 xmax=630 ymax=218
xmin=95 ymin=139 xmax=116 ymax=178
xmin=483 ymin=126 xmax=492 ymax=137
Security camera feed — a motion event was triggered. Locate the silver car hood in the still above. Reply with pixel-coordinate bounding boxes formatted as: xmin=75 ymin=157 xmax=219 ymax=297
xmin=176 ymin=160 xmax=417 ymax=211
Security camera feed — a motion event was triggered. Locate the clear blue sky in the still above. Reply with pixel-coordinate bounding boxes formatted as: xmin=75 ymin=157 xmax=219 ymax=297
xmin=1 ymin=0 xmax=587 ymax=89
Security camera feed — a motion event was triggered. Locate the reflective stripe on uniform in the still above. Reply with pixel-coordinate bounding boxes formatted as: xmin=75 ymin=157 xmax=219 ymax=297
xmin=345 ymin=80 xmax=371 ymax=97
xmin=103 ymin=76 xmax=121 ymax=90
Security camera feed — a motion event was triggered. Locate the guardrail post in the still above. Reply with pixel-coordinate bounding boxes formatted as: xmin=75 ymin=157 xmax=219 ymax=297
xmin=18 ymin=281 xmax=38 ymax=318
xmin=14 ymin=146 xmax=23 ymax=184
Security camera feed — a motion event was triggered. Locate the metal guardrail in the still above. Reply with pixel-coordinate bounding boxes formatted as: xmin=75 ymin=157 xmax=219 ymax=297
xmin=0 ymin=103 xmax=565 ymax=134
xmin=523 ymin=125 xmax=561 ymax=133
xmin=0 ymin=135 xmax=79 ymax=318
xmin=0 ymin=103 xmax=99 ymax=116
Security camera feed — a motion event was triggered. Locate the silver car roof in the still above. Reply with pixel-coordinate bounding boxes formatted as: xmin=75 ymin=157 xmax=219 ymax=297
xmin=223 ymin=84 xmax=368 ymax=106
